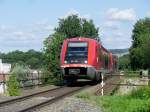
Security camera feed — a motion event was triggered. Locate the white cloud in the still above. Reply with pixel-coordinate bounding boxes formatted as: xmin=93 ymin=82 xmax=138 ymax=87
xmin=0 ymin=25 xmax=15 ymax=33
xmin=106 ymin=8 xmax=136 ymax=22
xmin=103 ymin=21 xmax=120 ymax=30
xmin=12 ymin=31 xmax=24 ymax=37
xmin=113 ymin=32 xmax=124 ymax=37
xmin=65 ymin=9 xmax=78 ymax=17
xmin=33 ymin=20 xmax=54 ymax=32
xmin=100 ymin=8 xmax=136 ymax=49
xmin=146 ymin=12 xmax=150 ymax=17
xmin=101 ymin=30 xmax=131 ymax=49
xmin=0 ymin=25 xmax=7 ymax=31
xmin=0 ymin=22 xmax=54 ymax=52
xmin=45 ymin=25 xmax=54 ymax=31
xmin=60 ymin=9 xmax=91 ymax=20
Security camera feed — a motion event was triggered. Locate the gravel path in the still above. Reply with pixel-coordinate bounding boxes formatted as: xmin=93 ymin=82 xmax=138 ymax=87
xmin=34 ymin=97 xmax=102 ymax=112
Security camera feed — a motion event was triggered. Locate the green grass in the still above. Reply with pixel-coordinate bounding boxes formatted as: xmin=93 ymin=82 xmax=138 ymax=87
xmin=123 ymin=70 xmax=140 ymax=77
xmin=100 ymin=95 xmax=150 ymax=112
xmin=76 ymin=92 xmax=91 ymax=100
xmin=76 ymin=86 xmax=150 ymax=112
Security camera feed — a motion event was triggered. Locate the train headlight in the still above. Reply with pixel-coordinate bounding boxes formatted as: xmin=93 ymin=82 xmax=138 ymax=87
xmin=84 ymin=60 xmax=87 ymax=64
xmin=64 ymin=60 xmax=67 ymax=64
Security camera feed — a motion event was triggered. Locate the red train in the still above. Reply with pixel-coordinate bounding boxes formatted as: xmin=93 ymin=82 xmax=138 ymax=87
xmin=60 ymin=37 xmax=117 ymax=83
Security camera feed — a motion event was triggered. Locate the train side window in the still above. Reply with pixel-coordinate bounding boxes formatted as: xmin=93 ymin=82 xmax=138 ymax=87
xmin=99 ymin=48 xmax=103 ymax=62
xmin=103 ymin=54 xmax=106 ymax=68
xmin=105 ymin=54 xmax=109 ymax=69
xmin=96 ymin=46 xmax=98 ymax=52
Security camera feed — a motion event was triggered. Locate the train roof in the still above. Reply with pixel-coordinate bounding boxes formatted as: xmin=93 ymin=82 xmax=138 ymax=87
xmin=65 ymin=37 xmax=97 ymax=42
xmin=65 ymin=37 xmax=110 ymax=54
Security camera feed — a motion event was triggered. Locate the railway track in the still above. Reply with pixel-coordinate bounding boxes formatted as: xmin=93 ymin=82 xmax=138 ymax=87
xmin=0 ymin=81 xmax=92 ymax=112
xmin=20 ymin=85 xmax=90 ymax=112
xmin=0 ymin=86 xmax=63 ymax=107
xmin=0 ymin=75 xmax=121 ymax=112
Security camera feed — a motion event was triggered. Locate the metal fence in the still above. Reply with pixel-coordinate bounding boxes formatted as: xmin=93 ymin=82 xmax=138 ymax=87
xmin=100 ymin=71 xmax=149 ymax=96
xmin=0 ymin=72 xmax=60 ymax=93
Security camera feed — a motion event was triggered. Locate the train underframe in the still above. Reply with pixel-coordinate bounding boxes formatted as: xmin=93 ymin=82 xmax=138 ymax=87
xmin=61 ymin=66 xmax=103 ymax=84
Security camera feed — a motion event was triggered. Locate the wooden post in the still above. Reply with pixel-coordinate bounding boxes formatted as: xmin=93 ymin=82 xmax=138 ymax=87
xmin=101 ymin=74 xmax=104 ymax=96
xmin=38 ymin=71 xmax=39 ymax=85
xmin=32 ymin=72 xmax=33 ymax=86
xmin=3 ymin=73 xmax=6 ymax=94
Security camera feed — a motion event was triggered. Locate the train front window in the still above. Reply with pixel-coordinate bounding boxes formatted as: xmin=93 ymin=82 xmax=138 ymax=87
xmin=65 ymin=42 xmax=88 ymax=64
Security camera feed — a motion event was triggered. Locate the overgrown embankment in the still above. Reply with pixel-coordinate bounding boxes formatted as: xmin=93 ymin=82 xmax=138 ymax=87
xmin=76 ymin=71 xmax=150 ymax=112
xmin=77 ymin=86 xmax=150 ymax=112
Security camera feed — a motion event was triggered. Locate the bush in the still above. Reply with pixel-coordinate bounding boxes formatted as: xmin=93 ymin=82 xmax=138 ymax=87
xmin=129 ymin=86 xmax=150 ymax=100
xmin=11 ymin=64 xmax=33 ymax=87
xmin=11 ymin=64 xmax=30 ymax=80
xmin=40 ymin=68 xmax=64 ymax=86
xmin=40 ymin=70 xmax=52 ymax=85
xmin=6 ymin=75 xmax=20 ymax=96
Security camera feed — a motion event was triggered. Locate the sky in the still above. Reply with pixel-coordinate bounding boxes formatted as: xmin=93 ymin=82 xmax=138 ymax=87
xmin=0 ymin=0 xmax=150 ymax=53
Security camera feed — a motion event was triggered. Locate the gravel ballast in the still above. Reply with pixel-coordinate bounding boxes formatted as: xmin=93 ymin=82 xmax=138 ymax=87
xmin=34 ymin=97 xmax=102 ymax=112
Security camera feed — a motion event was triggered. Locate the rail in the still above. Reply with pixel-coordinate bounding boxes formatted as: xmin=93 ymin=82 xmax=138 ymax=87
xmin=0 ymin=86 xmax=65 ymax=107
xmin=0 ymin=85 xmax=90 ymax=112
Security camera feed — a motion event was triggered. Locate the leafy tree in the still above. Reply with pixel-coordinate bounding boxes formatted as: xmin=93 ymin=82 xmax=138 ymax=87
xmin=119 ymin=54 xmax=130 ymax=70
xmin=55 ymin=15 xmax=82 ymax=38
xmin=55 ymin=14 xmax=99 ymax=39
xmin=82 ymin=19 xmax=99 ymax=40
xmin=132 ymin=18 xmax=150 ymax=48
xmin=26 ymin=57 xmax=40 ymax=69
xmin=140 ymin=33 xmax=150 ymax=68
xmin=2 ymin=50 xmax=25 ymax=63
xmin=43 ymin=32 xmax=66 ymax=75
xmin=130 ymin=18 xmax=150 ymax=69
xmin=0 ymin=50 xmax=44 ymax=69
xmin=130 ymin=47 xmax=143 ymax=69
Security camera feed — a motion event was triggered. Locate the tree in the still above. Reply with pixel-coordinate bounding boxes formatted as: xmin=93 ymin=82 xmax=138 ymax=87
xmin=43 ymin=32 xmax=66 ymax=75
xmin=0 ymin=50 xmax=45 ymax=69
xmin=132 ymin=18 xmax=150 ymax=48
xmin=119 ymin=54 xmax=130 ymax=70
xmin=130 ymin=18 xmax=150 ymax=69
xmin=82 ymin=19 xmax=99 ymax=40
xmin=55 ymin=14 xmax=99 ymax=39
xmin=55 ymin=15 xmax=82 ymax=38
xmin=26 ymin=57 xmax=40 ymax=69
xmin=140 ymin=33 xmax=150 ymax=68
